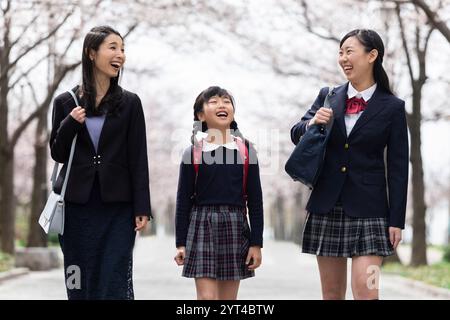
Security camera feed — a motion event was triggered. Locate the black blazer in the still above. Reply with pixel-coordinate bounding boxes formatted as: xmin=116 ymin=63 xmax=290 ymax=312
xmin=291 ymin=83 xmax=409 ymax=228
xmin=50 ymin=86 xmax=151 ymax=217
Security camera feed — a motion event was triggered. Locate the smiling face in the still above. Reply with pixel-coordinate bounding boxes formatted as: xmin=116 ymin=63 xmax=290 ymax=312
xmin=197 ymin=94 xmax=235 ymax=130
xmin=339 ymin=36 xmax=377 ymax=84
xmin=89 ymin=33 xmax=125 ymax=79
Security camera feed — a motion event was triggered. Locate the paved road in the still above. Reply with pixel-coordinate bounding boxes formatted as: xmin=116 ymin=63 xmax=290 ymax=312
xmin=0 ymin=235 xmax=448 ymax=300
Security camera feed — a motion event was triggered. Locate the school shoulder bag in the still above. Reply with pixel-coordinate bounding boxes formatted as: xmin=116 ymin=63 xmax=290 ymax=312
xmin=38 ymin=90 xmax=79 ymax=235
xmin=284 ymin=87 xmax=334 ymax=189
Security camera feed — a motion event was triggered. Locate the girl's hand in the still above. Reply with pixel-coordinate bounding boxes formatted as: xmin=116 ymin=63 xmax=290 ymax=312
xmin=70 ymin=106 xmax=86 ymax=124
xmin=389 ymin=227 xmax=402 ymax=250
xmin=246 ymin=246 xmax=262 ymax=270
xmin=310 ymin=107 xmax=333 ymax=126
xmin=135 ymin=215 xmax=149 ymax=232
xmin=174 ymin=247 xmax=186 ymax=266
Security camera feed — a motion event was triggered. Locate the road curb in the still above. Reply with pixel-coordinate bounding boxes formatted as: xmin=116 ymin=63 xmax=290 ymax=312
xmin=387 ymin=274 xmax=450 ymax=300
xmin=0 ymin=268 xmax=30 ymax=284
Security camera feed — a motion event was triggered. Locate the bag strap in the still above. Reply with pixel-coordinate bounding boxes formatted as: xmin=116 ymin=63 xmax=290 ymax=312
xmin=323 ymin=87 xmax=333 ymax=108
xmin=60 ymin=136 xmax=77 ymax=199
xmin=50 ymin=90 xmax=79 ymax=199
xmin=319 ymin=87 xmax=334 ymax=133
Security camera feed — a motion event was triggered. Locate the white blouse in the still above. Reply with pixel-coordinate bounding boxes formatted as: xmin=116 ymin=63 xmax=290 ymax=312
xmin=344 ymin=82 xmax=377 ymax=136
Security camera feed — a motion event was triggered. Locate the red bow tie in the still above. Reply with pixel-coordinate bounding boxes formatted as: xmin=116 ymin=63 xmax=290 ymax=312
xmin=346 ymin=96 xmax=367 ymax=114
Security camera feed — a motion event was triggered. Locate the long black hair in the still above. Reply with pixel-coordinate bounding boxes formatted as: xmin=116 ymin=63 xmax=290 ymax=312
xmin=340 ymin=29 xmax=393 ymax=95
xmin=191 ymin=86 xmax=245 ymax=146
xmin=80 ymin=25 xmax=123 ymax=115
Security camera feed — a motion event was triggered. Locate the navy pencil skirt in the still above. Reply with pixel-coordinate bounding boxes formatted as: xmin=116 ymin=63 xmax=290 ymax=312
xmin=59 ymin=175 xmax=136 ymax=300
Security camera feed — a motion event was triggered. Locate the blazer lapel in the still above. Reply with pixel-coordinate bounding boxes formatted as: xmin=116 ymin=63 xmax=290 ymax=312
xmin=348 ymin=86 xmax=388 ymax=139
xmin=96 ymin=88 xmax=123 ymax=153
xmin=96 ymin=113 xmax=109 ymax=154
xmin=329 ymin=83 xmax=348 ymax=137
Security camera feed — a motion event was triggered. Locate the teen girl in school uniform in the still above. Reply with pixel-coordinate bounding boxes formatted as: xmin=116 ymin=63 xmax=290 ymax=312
xmin=174 ymin=86 xmax=264 ymax=300
xmin=50 ymin=26 xmax=151 ymax=299
xmin=290 ymin=29 xmax=409 ymax=300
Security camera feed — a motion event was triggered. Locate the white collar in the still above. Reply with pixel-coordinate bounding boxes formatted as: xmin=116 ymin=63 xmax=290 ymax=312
xmin=347 ymin=82 xmax=377 ymax=101
xmin=202 ymin=139 xmax=238 ymax=152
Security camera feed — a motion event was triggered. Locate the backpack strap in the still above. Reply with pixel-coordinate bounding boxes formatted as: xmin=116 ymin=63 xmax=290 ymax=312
xmin=191 ymin=140 xmax=203 ymax=200
xmin=234 ymin=136 xmax=249 ymax=203
xmin=193 ymin=140 xmax=203 ymax=174
xmin=190 ymin=137 xmax=249 ymax=207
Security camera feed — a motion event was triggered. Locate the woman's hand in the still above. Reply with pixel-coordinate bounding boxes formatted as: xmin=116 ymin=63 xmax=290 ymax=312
xmin=174 ymin=246 xmax=186 ymax=266
xmin=309 ymin=107 xmax=333 ymax=126
xmin=135 ymin=215 xmax=149 ymax=232
xmin=246 ymin=246 xmax=262 ymax=270
xmin=389 ymin=227 xmax=402 ymax=250
xmin=70 ymin=106 xmax=86 ymax=124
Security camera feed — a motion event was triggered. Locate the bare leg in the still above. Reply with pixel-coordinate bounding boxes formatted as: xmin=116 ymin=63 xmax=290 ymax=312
xmin=195 ymin=278 xmax=218 ymax=300
xmin=316 ymin=256 xmax=348 ymax=300
xmin=351 ymin=255 xmax=383 ymax=300
xmin=217 ymin=280 xmax=240 ymax=300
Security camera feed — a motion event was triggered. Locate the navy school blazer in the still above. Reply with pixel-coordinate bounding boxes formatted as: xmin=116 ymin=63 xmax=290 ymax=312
xmin=290 ymin=83 xmax=409 ymax=229
xmin=49 ymin=86 xmax=151 ymax=217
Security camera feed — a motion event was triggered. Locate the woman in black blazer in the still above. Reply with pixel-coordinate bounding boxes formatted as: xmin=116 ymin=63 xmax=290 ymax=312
xmin=50 ymin=26 xmax=151 ymax=300
xmin=290 ymin=29 xmax=409 ymax=300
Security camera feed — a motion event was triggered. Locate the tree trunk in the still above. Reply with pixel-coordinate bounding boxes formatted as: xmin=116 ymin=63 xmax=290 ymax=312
xmin=0 ymin=151 xmax=15 ymax=254
xmin=448 ymin=193 xmax=450 ymax=245
xmin=273 ymin=192 xmax=286 ymax=241
xmin=164 ymin=199 xmax=174 ymax=235
xmin=27 ymin=109 xmax=48 ymax=247
xmin=0 ymin=48 xmax=15 ymax=254
xmin=292 ymin=186 xmax=305 ymax=245
xmin=410 ymin=87 xmax=428 ymax=266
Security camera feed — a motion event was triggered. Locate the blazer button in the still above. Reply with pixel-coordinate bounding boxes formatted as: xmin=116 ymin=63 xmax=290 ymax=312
xmin=341 ymin=166 xmax=347 ymax=173
xmin=344 ymin=143 xmax=349 ymax=149
xmin=93 ymin=156 xmax=97 ymax=159
xmin=98 ymin=161 xmax=101 ymax=164
xmin=98 ymin=155 xmax=101 ymax=158
xmin=94 ymin=161 xmax=97 ymax=165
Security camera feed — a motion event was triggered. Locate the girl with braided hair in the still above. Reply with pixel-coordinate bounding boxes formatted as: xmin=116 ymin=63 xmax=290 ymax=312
xmin=174 ymin=86 xmax=264 ymax=300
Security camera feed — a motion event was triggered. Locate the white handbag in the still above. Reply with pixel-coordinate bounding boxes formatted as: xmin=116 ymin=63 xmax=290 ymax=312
xmin=38 ymin=90 xmax=79 ymax=235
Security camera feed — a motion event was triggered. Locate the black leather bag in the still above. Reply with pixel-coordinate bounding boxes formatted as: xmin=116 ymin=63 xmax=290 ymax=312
xmin=285 ymin=87 xmax=334 ymax=189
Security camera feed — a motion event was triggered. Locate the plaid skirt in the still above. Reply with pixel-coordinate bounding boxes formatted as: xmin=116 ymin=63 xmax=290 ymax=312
xmin=302 ymin=206 xmax=394 ymax=257
xmin=182 ymin=204 xmax=254 ymax=281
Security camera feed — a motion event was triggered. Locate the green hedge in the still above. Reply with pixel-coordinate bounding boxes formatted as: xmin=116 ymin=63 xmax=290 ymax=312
xmin=383 ymin=261 xmax=450 ymax=289
xmin=443 ymin=245 xmax=450 ymax=263
xmin=0 ymin=252 xmax=14 ymax=273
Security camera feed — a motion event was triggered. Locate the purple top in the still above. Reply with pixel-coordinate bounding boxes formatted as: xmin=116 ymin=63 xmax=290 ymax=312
xmin=85 ymin=115 xmax=106 ymax=152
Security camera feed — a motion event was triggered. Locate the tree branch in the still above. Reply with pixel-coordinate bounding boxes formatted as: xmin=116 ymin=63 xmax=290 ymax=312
xmin=423 ymin=23 xmax=435 ymax=55
xmin=123 ymin=23 xmax=139 ymax=39
xmin=8 ymin=55 xmax=48 ymax=90
xmin=2 ymin=8 xmax=74 ymax=80
xmin=1 ymin=0 xmax=11 ymax=15
xmin=10 ymin=61 xmax=80 ymax=148
xmin=58 ymin=28 xmax=80 ymax=61
xmin=9 ymin=14 xmax=40 ymax=48
xmin=24 ymin=75 xmax=39 ymax=107
xmin=410 ymin=0 xmax=450 ymax=43
xmin=299 ymin=0 xmax=340 ymax=43
xmin=396 ymin=3 xmax=416 ymax=84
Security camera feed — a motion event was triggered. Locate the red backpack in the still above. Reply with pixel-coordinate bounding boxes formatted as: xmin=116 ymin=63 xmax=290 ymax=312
xmin=192 ymin=136 xmax=249 ymax=205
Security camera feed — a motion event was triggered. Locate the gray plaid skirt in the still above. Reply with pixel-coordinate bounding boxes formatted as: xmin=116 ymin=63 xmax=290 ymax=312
xmin=182 ymin=204 xmax=254 ymax=281
xmin=302 ymin=205 xmax=394 ymax=257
